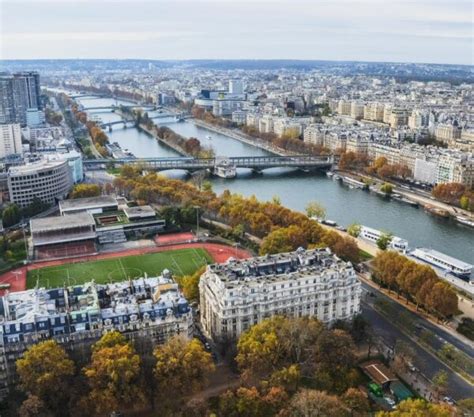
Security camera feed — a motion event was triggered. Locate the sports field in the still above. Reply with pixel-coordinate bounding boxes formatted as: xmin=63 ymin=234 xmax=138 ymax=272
xmin=26 ymin=248 xmax=212 ymax=289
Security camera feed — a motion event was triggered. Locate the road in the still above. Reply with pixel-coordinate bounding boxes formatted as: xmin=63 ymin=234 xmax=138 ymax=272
xmin=361 ymin=283 xmax=474 ymax=400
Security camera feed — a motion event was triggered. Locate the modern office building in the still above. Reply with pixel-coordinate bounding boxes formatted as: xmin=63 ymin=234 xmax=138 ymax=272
xmin=0 ymin=124 xmax=23 ymax=158
xmin=199 ymin=248 xmax=361 ymax=341
xmin=0 ymin=72 xmax=41 ymax=125
xmin=0 ymin=272 xmax=192 ymax=398
xmin=7 ymin=159 xmax=72 ymax=207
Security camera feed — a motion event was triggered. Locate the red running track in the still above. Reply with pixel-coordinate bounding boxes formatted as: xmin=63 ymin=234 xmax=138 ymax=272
xmin=0 ymin=233 xmax=252 ymax=294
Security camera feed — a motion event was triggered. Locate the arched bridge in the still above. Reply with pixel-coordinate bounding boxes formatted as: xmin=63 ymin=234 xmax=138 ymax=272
xmin=100 ymin=120 xmax=136 ymax=130
xmin=83 ymin=155 xmax=334 ymax=178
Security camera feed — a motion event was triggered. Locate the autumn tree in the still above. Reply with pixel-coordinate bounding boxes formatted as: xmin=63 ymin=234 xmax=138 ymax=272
xmin=217 ymin=386 xmax=288 ymax=417
xmin=376 ymin=398 xmax=454 ymax=417
xmin=341 ymin=388 xmax=370 ymax=416
xmin=432 ymin=183 xmax=466 ymax=205
xmin=16 ymin=340 xmax=74 ymax=414
xmin=70 ymin=183 xmax=101 ymax=199
xmin=285 ymin=389 xmax=350 ymax=417
xmin=260 ymin=225 xmax=307 ymax=255
xmin=177 ymin=266 xmax=206 ymax=302
xmin=306 ymin=201 xmax=326 ymax=220
xmin=153 ymin=336 xmax=215 ymax=412
xmin=83 ymin=331 xmax=144 ymax=415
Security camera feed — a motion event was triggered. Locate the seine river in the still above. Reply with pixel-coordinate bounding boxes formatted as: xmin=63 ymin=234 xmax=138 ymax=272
xmin=79 ymin=97 xmax=474 ymax=266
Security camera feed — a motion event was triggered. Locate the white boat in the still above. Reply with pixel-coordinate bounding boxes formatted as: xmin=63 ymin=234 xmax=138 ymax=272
xmin=213 ymin=157 xmax=236 ymax=178
xmin=456 ymin=216 xmax=474 ymax=228
xmin=410 ymin=248 xmax=472 ymax=279
xmin=206 ymin=135 xmax=212 ymax=140
xmin=326 ymin=171 xmax=334 ymax=178
xmin=359 ymin=226 xmax=408 ymax=253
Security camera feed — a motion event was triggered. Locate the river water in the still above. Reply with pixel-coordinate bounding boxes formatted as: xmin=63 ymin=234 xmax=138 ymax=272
xmin=78 ymin=97 xmax=474 ymax=266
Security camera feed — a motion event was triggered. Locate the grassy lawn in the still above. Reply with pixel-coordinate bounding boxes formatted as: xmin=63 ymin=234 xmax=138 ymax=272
xmin=27 ymin=248 xmax=213 ymax=289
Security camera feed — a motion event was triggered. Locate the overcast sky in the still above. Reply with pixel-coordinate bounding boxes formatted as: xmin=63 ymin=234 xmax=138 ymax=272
xmin=0 ymin=0 xmax=472 ymax=64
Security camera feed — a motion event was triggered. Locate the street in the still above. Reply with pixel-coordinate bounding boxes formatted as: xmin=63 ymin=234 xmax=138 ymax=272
xmin=361 ymin=283 xmax=474 ymax=400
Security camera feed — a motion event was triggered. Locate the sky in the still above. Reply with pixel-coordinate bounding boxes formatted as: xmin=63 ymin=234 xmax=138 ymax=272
xmin=0 ymin=0 xmax=472 ymax=65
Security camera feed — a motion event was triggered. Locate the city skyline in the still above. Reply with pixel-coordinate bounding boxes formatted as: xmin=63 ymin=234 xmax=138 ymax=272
xmin=0 ymin=0 xmax=472 ymax=65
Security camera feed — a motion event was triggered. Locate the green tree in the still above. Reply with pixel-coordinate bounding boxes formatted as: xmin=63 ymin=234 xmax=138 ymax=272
xmin=376 ymin=232 xmax=393 ymax=250
xmin=306 ymin=201 xmax=326 ymax=220
xmin=16 ymin=340 xmax=74 ymax=415
xmin=380 ymin=183 xmax=393 ymax=195
xmin=432 ymin=370 xmax=449 ymax=400
xmin=347 ymin=223 xmax=361 ymax=238
xmin=2 ymin=203 xmax=21 ymax=227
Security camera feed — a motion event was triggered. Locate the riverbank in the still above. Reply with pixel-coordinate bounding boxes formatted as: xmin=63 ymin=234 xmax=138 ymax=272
xmin=136 ymin=123 xmax=190 ymax=156
xmin=192 ymin=119 xmax=293 ymax=156
xmin=337 ymin=170 xmax=474 ymax=222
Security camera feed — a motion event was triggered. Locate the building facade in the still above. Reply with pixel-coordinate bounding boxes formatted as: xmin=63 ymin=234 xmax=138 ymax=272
xmin=7 ymin=159 xmax=73 ymax=207
xmin=199 ymin=248 xmax=361 ymax=341
xmin=0 ymin=72 xmax=41 ymax=125
xmin=0 ymin=124 xmax=23 ymax=158
xmin=0 ymin=272 xmax=192 ymax=397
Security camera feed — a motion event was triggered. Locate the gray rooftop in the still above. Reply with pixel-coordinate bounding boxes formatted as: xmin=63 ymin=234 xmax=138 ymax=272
xmin=124 ymin=205 xmax=156 ymax=219
xmin=59 ymin=195 xmax=118 ymax=212
xmin=30 ymin=212 xmax=95 ymax=233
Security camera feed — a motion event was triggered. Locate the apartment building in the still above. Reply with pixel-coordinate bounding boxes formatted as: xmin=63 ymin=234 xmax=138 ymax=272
xmin=0 ymin=272 xmax=192 ymax=398
xmin=0 ymin=124 xmax=23 ymax=158
xmin=199 ymin=248 xmax=361 ymax=341
xmin=435 ymin=123 xmax=462 ymax=144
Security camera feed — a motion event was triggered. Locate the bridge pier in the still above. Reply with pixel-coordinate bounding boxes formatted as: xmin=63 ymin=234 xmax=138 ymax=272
xmin=252 ymin=168 xmax=263 ymax=175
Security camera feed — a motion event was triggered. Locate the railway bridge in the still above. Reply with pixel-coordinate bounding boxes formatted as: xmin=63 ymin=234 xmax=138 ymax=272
xmin=83 ymin=155 xmax=334 ymax=178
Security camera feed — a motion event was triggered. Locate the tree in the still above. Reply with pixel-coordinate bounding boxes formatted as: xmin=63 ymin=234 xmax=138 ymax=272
xmin=376 ymin=232 xmax=393 ymax=251
xmin=380 ymin=183 xmax=393 ymax=195
xmin=19 ymin=395 xmax=49 ymax=417
xmin=83 ymin=331 xmax=144 ymax=415
xmin=347 ymin=223 xmax=361 ymax=238
xmin=425 ymin=282 xmax=458 ymax=319
xmin=306 ymin=201 xmax=326 ymax=220
xmin=432 ymin=370 xmax=448 ymax=400
xmin=70 ymin=183 xmax=101 ymax=199
xmin=376 ymin=398 xmax=454 ymax=416
xmin=217 ymin=386 xmax=288 ymax=417
xmin=286 ymin=389 xmax=350 ymax=417
xmin=432 ymin=183 xmax=466 ymax=205
xmin=16 ymin=340 xmax=74 ymax=414
xmin=177 ymin=266 xmax=205 ymax=302
xmin=2 ymin=203 xmax=21 ymax=227
xmin=260 ymin=225 xmax=307 ymax=255
xmin=153 ymin=336 xmax=215 ymax=411
xmin=458 ymin=398 xmax=474 ymax=417
xmin=341 ymin=388 xmax=370 ymax=416
xmin=312 ymin=329 xmax=357 ymax=393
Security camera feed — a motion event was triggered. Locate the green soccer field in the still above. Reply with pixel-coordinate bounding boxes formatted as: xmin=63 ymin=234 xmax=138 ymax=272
xmin=26 ymin=248 xmax=213 ymax=289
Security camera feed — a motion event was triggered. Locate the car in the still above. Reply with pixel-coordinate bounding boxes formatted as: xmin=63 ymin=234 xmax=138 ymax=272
xmin=204 ymin=342 xmax=211 ymax=351
xmin=407 ymin=362 xmax=418 ymax=372
xmin=443 ymin=397 xmax=456 ymax=405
